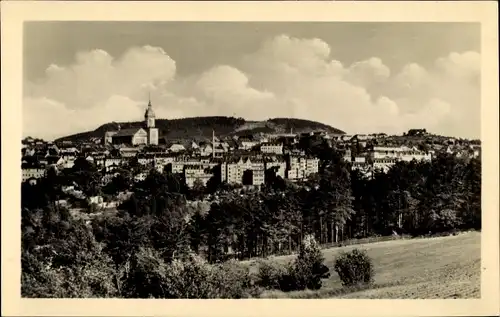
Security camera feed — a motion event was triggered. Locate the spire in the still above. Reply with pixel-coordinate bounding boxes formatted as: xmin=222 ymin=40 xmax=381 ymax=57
xmin=212 ymin=130 xmax=215 ymax=158
xmin=145 ymin=92 xmax=156 ymax=128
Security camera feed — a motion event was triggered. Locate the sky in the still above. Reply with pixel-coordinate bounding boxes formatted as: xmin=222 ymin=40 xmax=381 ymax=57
xmin=23 ymin=22 xmax=481 ymax=140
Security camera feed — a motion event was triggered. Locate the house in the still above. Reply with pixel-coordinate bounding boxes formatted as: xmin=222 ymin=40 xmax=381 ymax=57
xmin=190 ymin=141 xmax=200 ymax=150
xmin=238 ymin=139 xmax=259 ymax=151
xmin=212 ymin=144 xmax=225 ymax=158
xmin=119 ymin=147 xmax=141 ymax=157
xmin=46 ymin=155 xmax=64 ymax=167
xmin=200 ymin=143 xmax=213 ymax=157
xmin=168 ymin=143 xmax=186 ymax=153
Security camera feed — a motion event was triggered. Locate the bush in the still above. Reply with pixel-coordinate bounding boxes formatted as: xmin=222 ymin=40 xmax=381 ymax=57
xmin=211 ymin=259 xmax=259 ymax=298
xmin=257 ymin=235 xmax=330 ymax=292
xmin=257 ymin=259 xmax=288 ymax=290
xmin=334 ymin=249 xmax=374 ymax=287
xmin=124 ymin=250 xmax=256 ymax=298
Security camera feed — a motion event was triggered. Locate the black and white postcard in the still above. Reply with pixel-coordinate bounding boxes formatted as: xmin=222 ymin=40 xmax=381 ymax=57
xmin=2 ymin=1 xmax=499 ymax=317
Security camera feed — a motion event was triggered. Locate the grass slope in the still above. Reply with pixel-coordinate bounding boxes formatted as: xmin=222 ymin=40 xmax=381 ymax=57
xmin=251 ymin=231 xmax=480 ymax=299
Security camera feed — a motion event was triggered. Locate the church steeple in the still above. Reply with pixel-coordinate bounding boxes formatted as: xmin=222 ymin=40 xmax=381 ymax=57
xmin=145 ymin=93 xmax=155 ymax=128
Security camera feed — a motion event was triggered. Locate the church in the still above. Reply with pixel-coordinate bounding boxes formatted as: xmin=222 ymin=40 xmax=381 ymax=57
xmin=104 ymin=99 xmax=159 ymax=146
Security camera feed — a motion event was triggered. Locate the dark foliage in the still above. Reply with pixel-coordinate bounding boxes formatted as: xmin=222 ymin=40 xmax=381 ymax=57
xmin=334 ymin=249 xmax=374 ymax=286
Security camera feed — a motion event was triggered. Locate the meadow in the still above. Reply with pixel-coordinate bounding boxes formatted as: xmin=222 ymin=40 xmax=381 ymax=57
xmin=248 ymin=231 xmax=480 ymax=299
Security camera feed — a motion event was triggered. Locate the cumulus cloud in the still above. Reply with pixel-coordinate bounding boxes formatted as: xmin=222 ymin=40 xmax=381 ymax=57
xmin=23 ymin=35 xmax=480 ymax=140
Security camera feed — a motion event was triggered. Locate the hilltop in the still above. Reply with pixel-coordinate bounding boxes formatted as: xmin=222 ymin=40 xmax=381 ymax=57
xmin=54 ymin=116 xmax=345 ymax=143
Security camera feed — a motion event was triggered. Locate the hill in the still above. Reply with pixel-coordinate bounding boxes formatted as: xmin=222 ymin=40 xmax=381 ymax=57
xmin=247 ymin=231 xmax=480 ymax=299
xmin=54 ymin=116 xmax=345 ymax=143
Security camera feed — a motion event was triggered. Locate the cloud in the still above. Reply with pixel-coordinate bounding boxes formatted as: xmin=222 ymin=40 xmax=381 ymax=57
xmin=23 ymin=95 xmax=143 ymax=140
xmin=24 ymin=37 xmax=480 ymax=140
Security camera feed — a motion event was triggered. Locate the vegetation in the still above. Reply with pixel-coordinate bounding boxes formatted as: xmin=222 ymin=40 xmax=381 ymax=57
xmin=334 ymin=249 xmax=374 ymax=286
xmin=21 ymin=137 xmax=481 ymax=298
xmin=254 ymin=232 xmax=480 ymax=299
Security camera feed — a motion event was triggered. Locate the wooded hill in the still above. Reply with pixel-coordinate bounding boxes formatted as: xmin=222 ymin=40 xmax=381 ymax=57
xmin=54 ymin=117 xmax=345 ymax=143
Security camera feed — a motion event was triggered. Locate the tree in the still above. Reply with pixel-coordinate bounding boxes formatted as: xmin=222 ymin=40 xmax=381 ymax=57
xmin=190 ymin=178 xmax=206 ymax=200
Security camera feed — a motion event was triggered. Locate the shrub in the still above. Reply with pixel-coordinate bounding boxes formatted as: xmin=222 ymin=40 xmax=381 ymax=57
xmin=257 ymin=259 xmax=288 ymax=290
xmin=257 ymin=235 xmax=330 ymax=292
xmin=122 ymin=247 xmax=170 ymax=298
xmin=212 ymin=259 xmax=259 ymax=298
xmin=289 ymin=235 xmax=330 ymax=290
xmin=334 ymin=248 xmax=374 ymax=287
xmin=125 ymin=251 xmax=256 ymax=299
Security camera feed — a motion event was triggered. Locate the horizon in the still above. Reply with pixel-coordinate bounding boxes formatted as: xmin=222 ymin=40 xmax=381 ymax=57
xmin=23 ymin=22 xmax=480 ymax=141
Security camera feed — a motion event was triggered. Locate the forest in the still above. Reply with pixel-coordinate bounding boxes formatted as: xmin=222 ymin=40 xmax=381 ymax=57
xmin=21 ymin=144 xmax=481 ymax=298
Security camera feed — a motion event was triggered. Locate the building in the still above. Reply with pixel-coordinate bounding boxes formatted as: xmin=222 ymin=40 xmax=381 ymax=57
xmin=108 ymin=128 xmax=149 ymax=146
xmin=184 ymin=165 xmax=214 ymax=188
xmin=238 ymin=139 xmax=259 ymax=151
xmin=406 ymin=128 xmax=428 ymax=136
xmin=119 ymin=147 xmax=141 ymax=157
xmin=104 ymin=157 xmax=124 ymax=171
xmin=373 ymin=158 xmax=397 ymax=173
xmin=305 ymin=157 xmax=320 ymax=175
xmin=260 ymin=142 xmax=284 ymax=155
xmin=137 ymin=154 xmax=155 ymax=166
xmin=264 ymin=156 xmax=287 ymax=179
xmin=22 ymin=163 xmax=46 ymax=182
xmin=225 ymin=156 xmax=265 ymax=186
xmin=104 ymin=98 xmax=159 ymax=146
xmin=144 ymin=99 xmax=159 ymax=146
xmin=343 ymin=149 xmax=352 ymax=162
xmin=370 ymin=146 xmax=432 ymax=162
xmin=284 ymin=155 xmax=320 ymax=181
xmin=168 ymin=143 xmax=186 ymax=153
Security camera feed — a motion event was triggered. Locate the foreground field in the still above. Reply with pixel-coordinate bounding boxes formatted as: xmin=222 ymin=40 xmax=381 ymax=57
xmin=248 ymin=231 xmax=480 ymax=299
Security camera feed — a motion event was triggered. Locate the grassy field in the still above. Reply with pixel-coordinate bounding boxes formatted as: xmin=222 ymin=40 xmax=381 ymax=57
xmin=248 ymin=231 xmax=480 ymax=299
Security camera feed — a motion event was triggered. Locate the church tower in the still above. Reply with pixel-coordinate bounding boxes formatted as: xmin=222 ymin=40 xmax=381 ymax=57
xmin=144 ymin=96 xmax=159 ymax=145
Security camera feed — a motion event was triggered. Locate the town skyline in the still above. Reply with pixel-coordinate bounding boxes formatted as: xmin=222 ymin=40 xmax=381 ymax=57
xmin=24 ymin=22 xmax=480 ymax=141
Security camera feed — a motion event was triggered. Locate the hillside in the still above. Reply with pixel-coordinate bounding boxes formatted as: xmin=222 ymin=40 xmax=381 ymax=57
xmin=55 ymin=116 xmax=345 ymax=143
xmin=248 ymin=231 xmax=480 ymax=299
